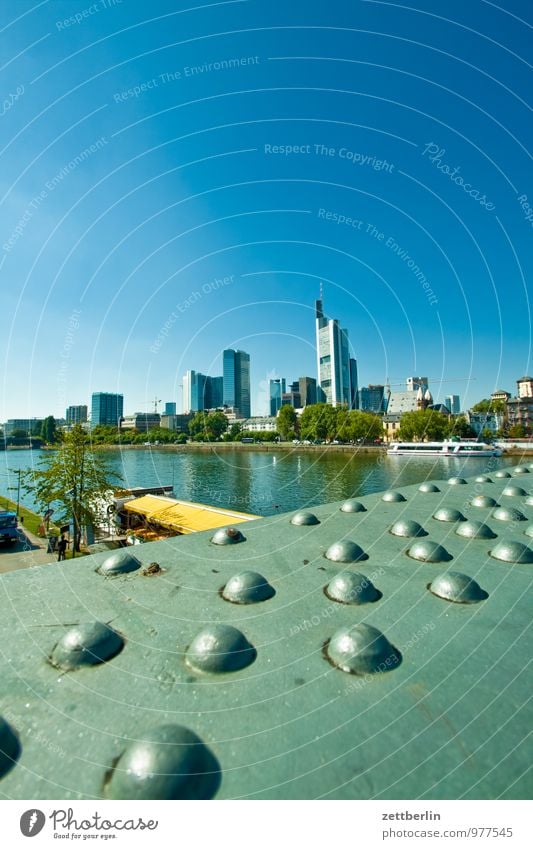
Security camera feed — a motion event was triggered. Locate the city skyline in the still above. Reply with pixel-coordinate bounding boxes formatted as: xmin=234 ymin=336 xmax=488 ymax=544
xmin=1 ymin=1 xmax=531 ymax=423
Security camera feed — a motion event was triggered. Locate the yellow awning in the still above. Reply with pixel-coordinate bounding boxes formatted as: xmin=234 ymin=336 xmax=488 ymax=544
xmin=123 ymin=494 xmax=259 ymax=534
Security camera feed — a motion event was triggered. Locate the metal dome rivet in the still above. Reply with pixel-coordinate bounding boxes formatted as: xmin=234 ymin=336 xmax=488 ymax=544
xmin=492 ymin=507 xmax=527 ymax=522
xmin=325 ymin=572 xmax=380 ymax=604
xmin=495 ymin=470 xmax=511 ymax=478
xmin=211 ymin=527 xmax=245 ymax=545
xmin=222 ymin=571 xmax=275 ymax=604
xmin=433 ymin=508 xmax=466 ymax=523
xmin=0 ymin=716 xmax=20 ymax=779
xmin=381 ymin=491 xmax=406 ymax=502
xmin=512 ymin=466 xmax=530 ymax=476
xmin=501 ymin=485 xmax=528 ymax=498
xmin=186 ymin=625 xmax=256 ymax=673
xmin=407 ymin=541 xmax=453 ymax=562
xmin=429 ymin=571 xmax=488 ymax=603
xmin=475 ymin=475 xmax=492 ymax=483
xmin=447 ymin=477 xmax=467 ymax=485
xmin=418 ymin=482 xmax=440 ymax=493
xmin=50 ymin=622 xmax=124 ymax=671
xmin=290 ymin=511 xmax=320 ymax=526
xmin=471 ymin=495 xmax=499 ymax=509
xmin=340 ymin=500 xmax=367 ymax=513
xmin=105 ymin=725 xmax=220 ymax=799
xmin=490 ymin=541 xmax=533 ymax=564
xmin=98 ymin=551 xmax=141 ymax=576
xmin=326 ymin=624 xmax=401 ymax=675
xmin=325 ymin=540 xmax=368 ymax=563
xmin=455 ymin=521 xmax=496 ymax=540
xmin=390 ymin=519 xmax=427 ymax=537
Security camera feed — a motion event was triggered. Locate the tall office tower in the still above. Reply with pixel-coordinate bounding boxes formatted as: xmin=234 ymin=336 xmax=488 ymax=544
xmin=298 ymin=376 xmax=317 ymax=407
xmin=66 ymin=405 xmax=88 ymax=425
xmin=210 ymin=376 xmax=224 ymax=408
xmin=349 ymin=359 xmax=358 ymax=409
xmin=358 ymin=385 xmax=386 ymax=413
xmin=406 ymin=376 xmax=429 ymax=393
xmin=315 ymin=296 xmax=352 ymax=407
xmin=164 ymin=402 xmax=176 ymax=416
xmin=269 ymin=378 xmax=286 ymax=415
xmin=282 ymin=381 xmax=302 ymax=408
xmin=445 ymin=394 xmax=461 ymax=415
xmin=223 ymin=349 xmax=251 ymax=418
xmin=90 ymin=393 xmax=124 ymax=427
xmin=182 ymin=371 xmax=223 ymax=412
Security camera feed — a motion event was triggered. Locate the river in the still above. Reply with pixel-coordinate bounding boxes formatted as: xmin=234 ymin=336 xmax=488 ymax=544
xmin=0 ymin=446 xmax=519 ymax=518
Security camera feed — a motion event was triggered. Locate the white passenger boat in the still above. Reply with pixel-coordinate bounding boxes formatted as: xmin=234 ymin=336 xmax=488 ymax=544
xmin=387 ymin=441 xmax=502 ymax=457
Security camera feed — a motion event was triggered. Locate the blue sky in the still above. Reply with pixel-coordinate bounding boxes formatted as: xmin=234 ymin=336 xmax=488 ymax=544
xmin=1 ymin=0 xmax=531 ymax=418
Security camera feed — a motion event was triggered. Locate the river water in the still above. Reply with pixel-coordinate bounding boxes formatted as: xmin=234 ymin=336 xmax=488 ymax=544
xmin=0 ymin=447 xmax=519 ymax=517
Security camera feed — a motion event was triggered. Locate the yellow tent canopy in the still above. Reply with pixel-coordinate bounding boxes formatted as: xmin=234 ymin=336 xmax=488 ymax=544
xmin=123 ymin=494 xmax=259 ymax=535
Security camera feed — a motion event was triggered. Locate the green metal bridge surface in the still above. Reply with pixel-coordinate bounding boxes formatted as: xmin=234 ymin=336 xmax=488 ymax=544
xmin=0 ymin=466 xmax=532 ymax=800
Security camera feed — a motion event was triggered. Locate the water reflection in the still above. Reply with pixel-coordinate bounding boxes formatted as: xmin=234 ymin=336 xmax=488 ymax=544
xmin=2 ymin=447 xmax=519 ymax=517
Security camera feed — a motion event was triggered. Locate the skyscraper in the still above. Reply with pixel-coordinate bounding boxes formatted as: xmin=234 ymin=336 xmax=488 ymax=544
xmin=91 ymin=393 xmax=123 ymax=427
xmin=183 ymin=371 xmax=223 ymax=412
xmin=349 ymin=359 xmax=358 ymax=409
xmin=269 ymin=378 xmax=286 ymax=415
xmin=445 ymin=394 xmax=461 ymax=415
xmin=164 ymin=402 xmax=176 ymax=416
xmin=223 ymin=349 xmax=251 ymax=418
xmin=315 ymin=296 xmax=352 ymax=407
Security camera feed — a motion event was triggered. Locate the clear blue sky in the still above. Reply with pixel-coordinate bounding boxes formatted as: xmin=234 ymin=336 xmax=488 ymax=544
xmin=1 ymin=0 xmax=531 ymax=418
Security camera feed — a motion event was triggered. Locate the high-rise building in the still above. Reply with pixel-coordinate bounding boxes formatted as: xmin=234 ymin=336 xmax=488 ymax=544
xmin=223 ymin=349 xmax=251 ymax=418
xmin=349 ymin=359 xmax=358 ymax=409
xmin=66 ymin=405 xmax=88 ymax=425
xmin=445 ymin=394 xmax=461 ymax=415
xmin=269 ymin=378 xmax=286 ymax=416
xmin=315 ymin=297 xmax=352 ymax=407
xmin=282 ymin=381 xmax=302 ymax=408
xmin=406 ymin=376 xmax=429 ymax=393
xmin=358 ymin=385 xmax=386 ymax=413
xmin=183 ymin=371 xmax=223 ymax=413
xmin=90 ymin=393 xmax=123 ymax=427
xmin=164 ymin=402 xmax=176 ymax=416
xmin=298 ymin=376 xmax=317 ymax=407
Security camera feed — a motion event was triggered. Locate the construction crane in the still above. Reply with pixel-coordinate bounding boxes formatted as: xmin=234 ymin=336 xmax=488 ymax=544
xmin=153 ymin=397 xmax=162 ymax=413
xmin=385 ymin=377 xmax=475 ymax=386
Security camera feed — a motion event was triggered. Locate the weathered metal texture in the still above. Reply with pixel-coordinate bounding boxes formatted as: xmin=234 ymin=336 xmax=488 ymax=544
xmin=0 ymin=469 xmax=531 ymax=800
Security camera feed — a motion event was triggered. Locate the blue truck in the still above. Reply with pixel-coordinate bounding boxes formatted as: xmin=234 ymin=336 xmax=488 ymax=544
xmin=0 ymin=510 xmax=19 ymax=544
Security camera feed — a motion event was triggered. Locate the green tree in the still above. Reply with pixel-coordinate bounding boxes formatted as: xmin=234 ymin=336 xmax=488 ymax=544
xmin=229 ymin=422 xmax=243 ymax=441
xmin=398 ymin=410 xmax=449 ymax=441
xmin=41 ymin=415 xmax=58 ymax=444
xmin=22 ymin=425 xmax=121 ymax=554
xmin=204 ymin=412 xmax=228 ymax=440
xmin=277 ymin=405 xmax=298 ymax=440
xmin=471 ymin=398 xmax=506 ymax=414
xmin=508 ymin=424 xmax=526 ymax=438
xmin=480 ymin=427 xmax=495 ymax=441
xmin=89 ymin=425 xmax=120 ymax=444
xmin=347 ymin=410 xmax=383 ymax=442
xmin=447 ymin=416 xmax=476 ymax=439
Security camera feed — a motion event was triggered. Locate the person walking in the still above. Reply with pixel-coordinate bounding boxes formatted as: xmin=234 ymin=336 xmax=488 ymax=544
xmin=57 ymin=534 xmax=67 ymax=562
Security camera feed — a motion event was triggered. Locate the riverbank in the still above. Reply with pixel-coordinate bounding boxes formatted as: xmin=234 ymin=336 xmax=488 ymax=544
xmin=86 ymin=442 xmax=533 ymax=457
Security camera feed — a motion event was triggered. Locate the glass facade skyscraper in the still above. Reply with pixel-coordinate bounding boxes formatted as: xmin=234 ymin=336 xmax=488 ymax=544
xmin=315 ymin=298 xmax=353 ymax=407
xmin=269 ymin=378 xmax=286 ymax=415
xmin=183 ymin=371 xmax=223 ymax=412
xmin=223 ymin=349 xmax=251 ymax=418
xmin=90 ymin=393 xmax=123 ymax=427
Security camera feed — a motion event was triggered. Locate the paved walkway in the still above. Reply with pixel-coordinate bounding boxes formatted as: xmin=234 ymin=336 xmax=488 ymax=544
xmin=0 ymin=527 xmax=56 ymax=573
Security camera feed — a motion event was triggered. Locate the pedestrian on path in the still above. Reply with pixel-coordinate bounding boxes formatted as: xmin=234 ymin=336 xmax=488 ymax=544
xmin=57 ymin=535 xmax=67 ymax=562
